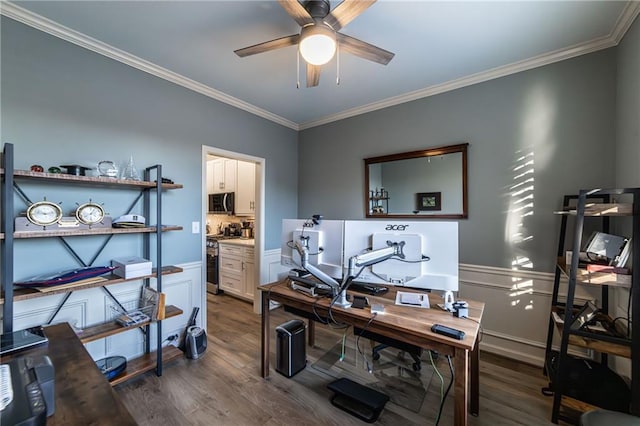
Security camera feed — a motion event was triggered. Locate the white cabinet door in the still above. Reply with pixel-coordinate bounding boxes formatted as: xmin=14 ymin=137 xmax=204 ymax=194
xmin=236 ymin=161 xmax=255 ymax=216
xmin=206 ymin=161 xmax=215 ymax=194
xmin=223 ymin=159 xmax=237 ymax=193
xmin=211 ymin=159 xmax=224 ymax=193
xmin=211 ymin=159 xmax=237 ymax=193
xmin=243 ymin=247 xmax=255 ymax=297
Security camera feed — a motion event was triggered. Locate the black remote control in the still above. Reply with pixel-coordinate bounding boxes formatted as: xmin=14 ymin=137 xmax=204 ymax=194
xmin=431 ymin=324 xmax=465 ymax=340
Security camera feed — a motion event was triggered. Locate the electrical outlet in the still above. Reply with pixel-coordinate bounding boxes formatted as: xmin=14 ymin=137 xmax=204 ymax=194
xmin=192 ymin=221 xmax=200 ymax=234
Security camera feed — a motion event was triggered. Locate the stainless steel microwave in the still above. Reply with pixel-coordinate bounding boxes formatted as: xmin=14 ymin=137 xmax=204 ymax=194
xmin=208 ymin=192 xmax=234 ymax=214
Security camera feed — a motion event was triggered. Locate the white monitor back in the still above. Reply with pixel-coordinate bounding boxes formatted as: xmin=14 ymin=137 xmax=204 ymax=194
xmin=343 ymin=220 xmax=459 ymax=291
xmin=281 ymin=219 xmax=344 ymax=279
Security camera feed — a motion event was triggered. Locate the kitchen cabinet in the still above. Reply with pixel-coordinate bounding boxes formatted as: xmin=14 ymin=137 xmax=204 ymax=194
xmin=218 ymin=241 xmax=255 ymax=301
xmin=0 ymin=142 xmax=184 ymax=384
xmin=243 ymin=246 xmax=255 ymax=298
xmin=206 ymin=160 xmax=215 ymax=194
xmin=235 ymin=161 xmax=256 ymax=216
xmin=210 ymin=158 xmax=236 ymax=194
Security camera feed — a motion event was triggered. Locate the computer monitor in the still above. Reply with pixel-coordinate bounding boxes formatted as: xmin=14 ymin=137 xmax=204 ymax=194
xmin=342 ymin=220 xmax=459 ymax=292
xmin=281 ymin=218 xmax=345 ymax=279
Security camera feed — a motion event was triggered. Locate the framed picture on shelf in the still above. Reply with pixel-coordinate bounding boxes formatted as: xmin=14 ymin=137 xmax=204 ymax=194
xmin=416 ymin=192 xmax=441 ymax=211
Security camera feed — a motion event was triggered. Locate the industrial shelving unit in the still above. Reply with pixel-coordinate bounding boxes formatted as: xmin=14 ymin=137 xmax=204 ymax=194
xmin=543 ymin=188 xmax=639 ymax=423
xmin=1 ymin=142 xmax=184 ymax=383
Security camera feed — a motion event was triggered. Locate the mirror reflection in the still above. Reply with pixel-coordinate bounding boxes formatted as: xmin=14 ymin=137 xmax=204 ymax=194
xmin=365 ymin=143 xmax=468 ymax=219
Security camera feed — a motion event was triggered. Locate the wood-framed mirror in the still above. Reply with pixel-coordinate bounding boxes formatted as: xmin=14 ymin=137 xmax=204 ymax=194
xmin=364 ymin=143 xmax=468 ymax=219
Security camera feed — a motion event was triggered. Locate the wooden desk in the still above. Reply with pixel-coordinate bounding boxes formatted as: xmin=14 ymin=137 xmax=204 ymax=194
xmin=260 ymin=280 xmax=484 ymax=426
xmin=4 ymin=323 xmax=136 ymax=425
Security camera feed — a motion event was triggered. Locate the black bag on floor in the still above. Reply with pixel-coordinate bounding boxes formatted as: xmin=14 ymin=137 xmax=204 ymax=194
xmin=544 ymin=350 xmax=631 ymax=413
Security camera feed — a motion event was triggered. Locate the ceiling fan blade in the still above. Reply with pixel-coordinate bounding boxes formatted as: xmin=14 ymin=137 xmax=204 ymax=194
xmin=306 ymin=64 xmax=321 ymax=87
xmin=325 ymin=0 xmax=376 ymax=31
xmin=278 ymin=0 xmax=314 ymax=27
xmin=337 ymin=33 xmax=394 ymax=65
xmin=234 ymin=34 xmax=300 ymax=58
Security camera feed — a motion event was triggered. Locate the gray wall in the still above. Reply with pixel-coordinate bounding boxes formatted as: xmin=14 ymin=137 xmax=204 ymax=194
xmin=299 ymin=50 xmax=617 ymax=272
xmin=1 ymin=17 xmax=298 ymax=279
xmin=615 ymin=16 xmax=640 ymax=189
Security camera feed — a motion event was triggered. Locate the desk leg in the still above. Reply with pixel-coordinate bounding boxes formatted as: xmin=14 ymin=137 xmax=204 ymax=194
xmin=454 ymin=347 xmax=469 ymax=426
xmin=261 ymin=292 xmax=270 ymax=378
xmin=471 ymin=335 xmax=480 ymax=416
xmin=308 ymin=320 xmax=315 ymax=347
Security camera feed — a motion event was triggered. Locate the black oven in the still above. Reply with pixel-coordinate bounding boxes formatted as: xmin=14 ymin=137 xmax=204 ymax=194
xmin=206 ymin=238 xmax=220 ymax=294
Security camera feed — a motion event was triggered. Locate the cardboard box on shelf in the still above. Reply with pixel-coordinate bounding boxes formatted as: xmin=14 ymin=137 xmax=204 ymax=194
xmin=112 ymin=257 xmax=152 ymax=279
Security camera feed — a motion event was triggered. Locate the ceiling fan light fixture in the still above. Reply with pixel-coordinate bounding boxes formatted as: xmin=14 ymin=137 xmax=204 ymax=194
xmin=299 ymin=24 xmax=336 ymax=66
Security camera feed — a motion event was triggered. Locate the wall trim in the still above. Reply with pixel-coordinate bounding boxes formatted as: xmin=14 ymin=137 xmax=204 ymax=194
xmin=2 ymin=1 xmax=637 ymax=131
xmin=480 ymin=341 xmax=544 ymax=367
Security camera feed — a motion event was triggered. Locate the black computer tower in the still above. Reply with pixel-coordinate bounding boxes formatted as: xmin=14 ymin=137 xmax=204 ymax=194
xmin=275 ymin=319 xmax=306 ymax=378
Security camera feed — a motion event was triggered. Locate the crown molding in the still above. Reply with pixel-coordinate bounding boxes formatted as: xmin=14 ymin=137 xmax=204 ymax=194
xmin=299 ymin=2 xmax=639 ymax=130
xmin=2 ymin=1 xmax=638 ymax=132
xmin=0 ymin=2 xmax=299 ymax=131
xmin=300 ymin=35 xmax=616 ymax=129
xmin=611 ymin=0 xmax=640 ymax=44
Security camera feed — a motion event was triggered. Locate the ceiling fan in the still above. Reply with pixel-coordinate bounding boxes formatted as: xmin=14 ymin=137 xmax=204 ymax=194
xmin=234 ymin=0 xmax=394 ymax=87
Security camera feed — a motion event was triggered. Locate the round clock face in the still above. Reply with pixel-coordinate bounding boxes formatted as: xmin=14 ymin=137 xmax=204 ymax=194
xmin=26 ymin=201 xmax=63 ymax=226
xmin=75 ymin=202 xmax=105 ymax=225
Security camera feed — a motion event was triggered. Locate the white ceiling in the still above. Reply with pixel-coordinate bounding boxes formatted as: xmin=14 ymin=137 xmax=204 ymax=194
xmin=3 ymin=1 xmax=639 ymax=130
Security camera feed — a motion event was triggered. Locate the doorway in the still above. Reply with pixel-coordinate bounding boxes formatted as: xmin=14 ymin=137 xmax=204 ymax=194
xmin=201 ymin=146 xmax=265 ymax=326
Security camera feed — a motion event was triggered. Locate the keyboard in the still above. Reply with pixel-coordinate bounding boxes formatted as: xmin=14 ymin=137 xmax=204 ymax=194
xmin=348 ymin=282 xmax=389 ymax=296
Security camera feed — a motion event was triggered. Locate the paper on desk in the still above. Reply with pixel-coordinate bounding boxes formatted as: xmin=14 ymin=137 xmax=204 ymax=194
xmin=395 ymin=291 xmax=430 ymax=308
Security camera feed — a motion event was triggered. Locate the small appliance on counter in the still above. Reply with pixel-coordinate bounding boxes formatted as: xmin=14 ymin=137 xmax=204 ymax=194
xmin=225 ymin=223 xmax=243 ymax=237
xmin=241 ymin=220 xmax=254 ymax=239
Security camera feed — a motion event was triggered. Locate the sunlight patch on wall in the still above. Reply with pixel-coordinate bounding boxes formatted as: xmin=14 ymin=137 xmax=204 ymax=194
xmin=505 ymin=149 xmax=536 ymax=270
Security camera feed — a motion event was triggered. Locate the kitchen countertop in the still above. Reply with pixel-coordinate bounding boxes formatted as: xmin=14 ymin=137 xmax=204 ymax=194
xmin=217 ymin=238 xmax=255 ymax=247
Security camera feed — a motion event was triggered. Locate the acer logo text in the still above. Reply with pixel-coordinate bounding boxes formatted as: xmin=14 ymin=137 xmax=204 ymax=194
xmin=385 ymin=224 xmax=409 ymax=231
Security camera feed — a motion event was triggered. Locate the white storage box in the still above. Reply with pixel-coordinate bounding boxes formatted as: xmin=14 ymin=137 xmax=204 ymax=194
xmin=112 ymin=257 xmax=152 ymax=279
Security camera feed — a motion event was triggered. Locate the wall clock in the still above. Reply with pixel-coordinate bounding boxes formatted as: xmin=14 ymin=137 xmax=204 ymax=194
xmin=75 ymin=201 xmax=105 ymax=225
xmin=26 ymin=200 xmax=63 ymax=226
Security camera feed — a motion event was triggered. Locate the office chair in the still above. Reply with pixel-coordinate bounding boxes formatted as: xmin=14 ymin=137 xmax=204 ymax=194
xmin=354 ymin=327 xmax=429 ymax=372
xmin=371 ymin=343 xmax=422 ymax=371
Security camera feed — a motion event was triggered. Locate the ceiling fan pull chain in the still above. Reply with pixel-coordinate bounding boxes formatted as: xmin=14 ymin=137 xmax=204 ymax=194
xmin=296 ymin=50 xmax=300 ymax=89
xmin=336 ymin=42 xmax=340 ymax=86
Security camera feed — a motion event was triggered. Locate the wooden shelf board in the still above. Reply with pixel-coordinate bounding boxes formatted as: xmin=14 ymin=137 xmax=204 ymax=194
xmin=5 ymin=169 xmax=183 ymax=189
xmin=79 ymin=305 xmax=183 ymax=343
xmin=560 ymin=395 xmax=600 ymax=414
xmin=556 ymin=258 xmax=632 ymax=289
xmin=0 ymin=266 xmax=183 ymax=305
xmin=551 ymin=307 xmax=631 ymax=358
xmin=13 ymin=225 xmax=183 ymax=239
xmin=554 ymin=203 xmax=632 ymax=216
xmin=109 ymin=345 xmax=183 ymax=386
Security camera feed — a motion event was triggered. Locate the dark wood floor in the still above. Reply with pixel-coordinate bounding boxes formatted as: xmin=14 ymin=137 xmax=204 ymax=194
xmin=116 ymin=293 xmax=555 ymax=425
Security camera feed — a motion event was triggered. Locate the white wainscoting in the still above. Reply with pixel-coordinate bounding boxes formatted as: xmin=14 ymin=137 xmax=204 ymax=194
xmin=262 ymin=248 xmax=290 ymax=284
xmin=12 ymin=262 xmax=201 ymax=363
xmin=459 ymin=263 xmax=597 ymax=367
xmin=256 ymin=248 xmax=289 ymax=312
